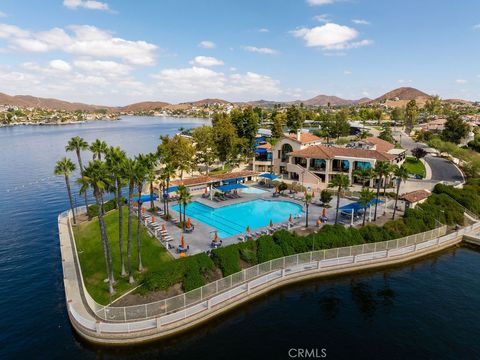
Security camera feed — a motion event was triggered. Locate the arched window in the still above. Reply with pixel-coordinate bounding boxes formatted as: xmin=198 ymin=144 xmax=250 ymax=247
xmin=281 ymin=143 xmax=293 ymax=162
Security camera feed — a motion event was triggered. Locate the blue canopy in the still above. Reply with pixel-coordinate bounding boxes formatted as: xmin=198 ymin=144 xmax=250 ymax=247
xmin=339 ymin=198 xmax=384 ymax=212
xmin=165 ymin=186 xmax=179 ymax=193
xmin=255 ymin=148 xmax=268 ymax=154
xmin=215 ymin=183 xmax=248 ymax=192
xmin=259 ymin=173 xmax=278 ymax=180
xmin=133 ymin=194 xmax=158 ymax=202
xmin=222 ymin=177 xmax=244 ymax=184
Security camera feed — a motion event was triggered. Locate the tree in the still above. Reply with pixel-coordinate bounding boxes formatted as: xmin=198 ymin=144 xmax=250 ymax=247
xmin=304 ymin=193 xmax=313 ymax=227
xmin=332 ymin=110 xmax=350 ymax=138
xmin=191 ymin=126 xmax=217 ymax=175
xmin=89 ymin=139 xmax=108 ymax=160
xmin=271 ymin=112 xmax=286 ymax=139
xmin=378 ymin=126 xmax=395 ymax=143
xmin=160 ymin=163 xmax=176 ymax=218
xmin=328 ymin=174 xmax=350 ymax=224
xmin=391 ymin=107 xmax=404 ymax=123
xmin=319 ymin=112 xmax=335 ymax=144
xmin=65 ymin=136 xmax=90 ymax=219
xmin=278 ymin=181 xmax=288 ymax=193
xmin=441 ymin=113 xmax=469 ymax=144
xmin=134 ymin=154 xmax=149 ymax=272
xmin=80 ymin=160 xmax=115 ymax=294
xmin=373 ymin=161 xmax=391 ymax=220
xmin=358 ymin=188 xmax=375 ymax=226
xmin=320 ymin=189 xmax=333 ymax=208
xmin=122 ymin=157 xmax=137 ymax=284
xmin=212 ymin=115 xmax=238 ymax=168
xmin=424 ymin=95 xmax=442 ymax=117
xmin=269 ymin=137 xmax=279 ymax=174
xmin=230 ymin=107 xmax=260 ymax=155
xmin=405 ymin=100 xmax=418 ymax=131
xmin=286 ymin=105 xmax=304 ymax=132
xmin=178 ymin=185 xmax=193 ymax=230
xmin=392 ymin=166 xmax=409 ymax=220
xmin=54 ymin=158 xmax=77 ymax=224
xmin=353 ymin=167 xmax=373 ymax=188
xmin=411 ymin=147 xmax=427 ymax=160
xmin=105 ymin=146 xmax=127 ymax=276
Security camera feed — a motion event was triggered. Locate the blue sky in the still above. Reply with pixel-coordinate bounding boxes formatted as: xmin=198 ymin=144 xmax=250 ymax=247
xmin=0 ymin=0 xmax=479 ymax=105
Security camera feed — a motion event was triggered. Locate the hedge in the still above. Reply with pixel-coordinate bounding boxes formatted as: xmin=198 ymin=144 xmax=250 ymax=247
xmin=211 ymin=245 xmax=241 ymax=276
xmin=87 ymin=198 xmax=118 ymax=218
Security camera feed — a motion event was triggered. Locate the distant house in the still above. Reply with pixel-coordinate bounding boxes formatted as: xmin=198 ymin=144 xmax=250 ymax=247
xmin=399 ymin=189 xmax=431 ymax=209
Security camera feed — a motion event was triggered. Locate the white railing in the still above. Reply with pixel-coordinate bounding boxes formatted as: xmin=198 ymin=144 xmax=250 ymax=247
xmin=62 ymin=207 xmax=480 ymax=335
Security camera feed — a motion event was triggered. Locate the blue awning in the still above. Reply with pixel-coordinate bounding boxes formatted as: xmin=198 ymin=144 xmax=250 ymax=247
xmin=166 ymin=186 xmax=179 ymax=193
xmin=222 ymin=177 xmax=244 ymax=184
xmin=133 ymin=194 xmax=158 ymax=202
xmin=215 ymin=183 xmax=248 ymax=192
xmin=339 ymin=198 xmax=384 ymax=212
xmin=259 ymin=173 xmax=278 ymax=180
xmin=255 ymin=148 xmax=268 ymax=154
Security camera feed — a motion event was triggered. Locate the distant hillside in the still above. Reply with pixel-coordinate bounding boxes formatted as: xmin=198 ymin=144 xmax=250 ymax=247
xmin=303 ymin=94 xmax=368 ymax=106
xmin=0 ymin=92 xmax=108 ymax=111
xmin=120 ymin=101 xmax=171 ymax=112
xmin=179 ymin=98 xmax=231 ymax=106
xmin=373 ymin=87 xmax=430 ymax=102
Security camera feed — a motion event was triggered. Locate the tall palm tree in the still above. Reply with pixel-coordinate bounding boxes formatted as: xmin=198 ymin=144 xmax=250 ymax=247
xmin=134 ymin=154 xmax=148 ymax=272
xmin=304 ymin=193 xmax=313 ymax=227
xmin=353 ymin=167 xmax=373 ymax=188
xmin=146 ymin=169 xmax=157 ymax=211
xmin=105 ymin=146 xmax=127 ymax=276
xmin=160 ymin=163 xmax=176 ymax=218
xmin=89 ymin=139 xmax=108 ymax=160
xmin=65 ymin=136 xmax=89 ymax=218
xmin=392 ymin=166 xmax=409 ymax=220
xmin=80 ymin=160 xmax=115 ymax=294
xmin=358 ymin=188 xmax=376 ymax=226
xmin=54 ymin=157 xmax=77 ymax=224
xmin=122 ymin=157 xmax=137 ymax=284
xmin=382 ymin=164 xmax=395 ymax=215
xmin=269 ymin=138 xmax=279 ymax=174
xmin=373 ymin=161 xmax=391 ymax=221
xmin=328 ymin=173 xmax=350 ymax=224
xmin=177 ymin=185 xmax=192 ymax=230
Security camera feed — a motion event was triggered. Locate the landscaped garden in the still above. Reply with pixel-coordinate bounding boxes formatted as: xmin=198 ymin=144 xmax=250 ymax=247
xmin=402 ymin=156 xmax=426 ymax=178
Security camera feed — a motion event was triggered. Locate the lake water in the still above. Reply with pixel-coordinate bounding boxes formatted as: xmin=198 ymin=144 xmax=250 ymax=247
xmin=1 ymin=116 xmax=479 ymax=359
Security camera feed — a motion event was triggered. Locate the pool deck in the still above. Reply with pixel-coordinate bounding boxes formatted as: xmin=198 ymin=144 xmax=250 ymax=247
xmin=142 ymin=185 xmax=382 ymax=257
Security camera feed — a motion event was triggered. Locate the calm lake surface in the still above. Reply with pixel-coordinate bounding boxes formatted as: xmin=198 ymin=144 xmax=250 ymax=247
xmin=0 ymin=116 xmax=479 ymax=359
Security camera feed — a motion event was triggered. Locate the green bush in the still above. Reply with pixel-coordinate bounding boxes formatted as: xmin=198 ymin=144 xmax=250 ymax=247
xmin=87 ymin=198 xmax=118 ymax=218
xmin=433 ymin=183 xmax=480 ymax=216
xmin=211 ymin=245 xmax=241 ymax=276
xmin=359 ymin=225 xmax=394 ymax=243
xmin=238 ymin=240 xmax=258 ymax=265
xmin=257 ymin=235 xmax=284 ymax=263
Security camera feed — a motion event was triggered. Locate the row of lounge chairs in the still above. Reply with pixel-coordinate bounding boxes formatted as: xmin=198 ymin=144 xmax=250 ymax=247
xmin=237 ymin=223 xmax=291 ymax=241
xmin=212 ymin=192 xmax=242 ymax=202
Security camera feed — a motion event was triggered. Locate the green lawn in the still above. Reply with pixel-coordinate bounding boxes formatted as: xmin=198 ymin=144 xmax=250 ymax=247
xmin=403 ymin=157 xmax=426 ymax=178
xmin=73 ymin=208 xmax=173 ymax=304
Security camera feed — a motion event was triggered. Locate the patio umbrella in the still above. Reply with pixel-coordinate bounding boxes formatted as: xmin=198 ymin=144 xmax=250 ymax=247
xmin=204 ymin=188 xmax=208 ymax=194
xmin=269 ymin=219 xmax=273 ymax=227
xmin=316 ymin=219 xmax=321 ymax=226
xmin=186 ymin=218 xmax=191 ymax=228
xmin=180 ymin=234 xmax=186 ymax=248
xmin=289 ymin=213 xmax=292 ymax=222
xmin=141 ymin=207 xmax=145 ymax=214
xmin=161 ymin=223 xmax=166 ymax=231
xmin=322 ymin=208 xmax=327 ymax=218
xmin=214 ymin=231 xmax=219 ymax=242
xmin=152 ymin=215 xmax=155 ymax=223
xmin=180 ymin=252 xmax=186 ymax=257
xmin=312 ymin=191 xmax=315 ymax=197
xmin=246 ymin=225 xmax=250 ymax=234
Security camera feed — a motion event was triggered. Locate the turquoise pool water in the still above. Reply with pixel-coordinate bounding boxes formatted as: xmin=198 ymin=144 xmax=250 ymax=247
xmin=172 ymin=199 xmax=303 ymax=238
xmin=241 ymin=186 xmax=267 ymax=194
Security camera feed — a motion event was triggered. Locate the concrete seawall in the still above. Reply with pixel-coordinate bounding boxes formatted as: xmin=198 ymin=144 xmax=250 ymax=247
xmin=58 ymin=210 xmax=480 ymax=345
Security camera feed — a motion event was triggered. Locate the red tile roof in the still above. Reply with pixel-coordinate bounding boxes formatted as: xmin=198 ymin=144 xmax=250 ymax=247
xmin=169 ymin=170 xmax=259 ymax=187
xmin=288 ymin=145 xmax=396 ymax=161
xmin=285 ymin=132 xmax=322 ymax=144
xmin=257 ymin=143 xmax=272 ymax=149
xmin=399 ymin=190 xmax=431 ymax=203
xmin=365 ymin=137 xmax=395 ymax=153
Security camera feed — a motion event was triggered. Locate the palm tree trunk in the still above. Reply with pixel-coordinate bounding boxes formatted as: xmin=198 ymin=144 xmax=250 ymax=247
xmin=374 ymin=177 xmax=381 ymax=221
xmin=383 ymin=176 xmax=388 ymax=215
xmin=117 ymin=178 xmax=125 ymax=276
xmin=150 ymin=182 xmax=154 ymax=211
xmin=335 ymin=187 xmax=341 ymax=224
xmin=363 ymin=207 xmax=367 ymax=226
xmin=392 ymin=180 xmax=401 ymax=220
xmin=76 ymin=150 xmax=90 ymax=220
xmin=166 ymin=177 xmax=170 ymax=217
xmin=183 ymin=202 xmax=186 ymax=231
xmin=65 ymin=174 xmax=76 ymax=224
xmin=127 ymin=180 xmax=134 ymax=284
xmin=305 ymin=204 xmax=309 ymax=227
xmin=136 ymin=183 xmax=143 ymax=272
xmin=96 ymin=189 xmax=115 ymax=294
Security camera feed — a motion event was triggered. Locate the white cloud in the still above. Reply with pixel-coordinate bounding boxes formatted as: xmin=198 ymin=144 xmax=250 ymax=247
xmin=314 ymin=14 xmax=331 ymax=22
xmin=258 ymin=28 xmax=270 ymax=33
xmin=229 ymin=67 xmax=237 ymax=71
xmin=456 ymin=79 xmax=468 ymax=84
xmin=189 ymin=56 xmax=224 ymax=67
xmin=473 ymin=24 xmax=480 ymax=30
xmin=398 ymin=79 xmax=412 ymax=84
xmin=0 ymin=11 xmax=7 ymax=18
xmin=242 ymin=45 xmax=278 ymax=54
xmin=343 ymin=70 xmax=351 ymax=75
xmin=73 ymin=59 xmax=132 ymax=76
xmin=352 ymin=19 xmax=370 ymax=25
xmin=307 ymin=0 xmax=336 ymax=6
xmin=49 ymin=59 xmax=72 ymax=72
xmin=198 ymin=40 xmax=216 ymax=49
xmin=63 ymin=0 xmax=110 ymax=11
xmin=0 ymin=23 xmax=157 ymax=65
xmin=290 ymin=23 xmax=372 ymax=50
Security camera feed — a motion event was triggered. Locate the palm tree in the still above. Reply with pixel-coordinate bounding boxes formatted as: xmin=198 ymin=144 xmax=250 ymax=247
xmin=65 ymin=136 xmax=89 ymax=218
xmin=304 ymin=193 xmax=313 ymax=227
xmin=89 ymin=139 xmax=108 ymax=160
xmin=353 ymin=167 xmax=373 ymax=188
xmin=269 ymin=138 xmax=279 ymax=174
xmin=122 ymin=157 xmax=137 ymax=284
xmin=392 ymin=166 xmax=409 ymax=220
xmin=54 ymin=157 xmax=77 ymax=224
xmin=177 ymin=185 xmax=193 ymax=230
xmin=328 ymin=173 xmax=350 ymax=224
xmin=80 ymin=160 xmax=115 ymax=294
xmin=358 ymin=188 xmax=376 ymax=226
xmin=146 ymin=169 xmax=157 ymax=212
xmin=134 ymin=154 xmax=149 ymax=272
xmin=160 ymin=163 xmax=176 ymax=218
xmin=373 ymin=161 xmax=391 ymax=221
xmin=105 ymin=146 xmax=127 ymax=276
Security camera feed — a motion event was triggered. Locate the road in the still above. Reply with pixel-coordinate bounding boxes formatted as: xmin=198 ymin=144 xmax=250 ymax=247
xmin=393 ymin=129 xmax=464 ymax=183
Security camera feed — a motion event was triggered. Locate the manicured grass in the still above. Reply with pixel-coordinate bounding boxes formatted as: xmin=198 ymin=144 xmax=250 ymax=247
xmin=403 ymin=157 xmax=426 ymax=178
xmin=73 ymin=208 xmax=173 ymax=304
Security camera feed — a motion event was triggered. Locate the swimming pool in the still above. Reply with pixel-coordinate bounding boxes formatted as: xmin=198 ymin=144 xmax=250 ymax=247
xmin=240 ymin=186 xmax=267 ymax=194
xmin=172 ymin=199 xmax=303 ymax=238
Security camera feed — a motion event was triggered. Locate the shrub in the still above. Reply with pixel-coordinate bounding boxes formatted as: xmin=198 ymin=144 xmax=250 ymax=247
xmin=238 ymin=240 xmax=258 ymax=265
xmin=212 ymin=245 xmax=241 ymax=276
xmin=359 ymin=225 xmax=393 ymax=243
xmin=87 ymin=198 xmax=118 ymax=218
xmin=257 ymin=235 xmax=284 ymax=263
